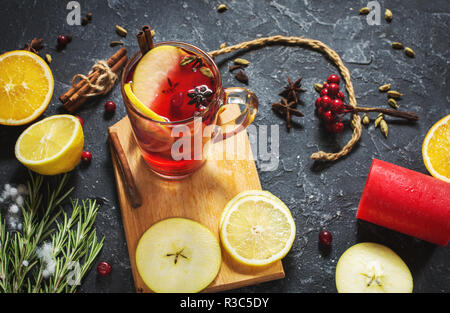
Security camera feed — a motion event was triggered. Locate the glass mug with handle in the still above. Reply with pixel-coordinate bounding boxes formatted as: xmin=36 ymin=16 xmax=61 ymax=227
xmin=121 ymin=42 xmax=258 ymax=179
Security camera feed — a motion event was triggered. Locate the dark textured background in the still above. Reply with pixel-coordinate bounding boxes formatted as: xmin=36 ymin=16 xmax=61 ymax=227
xmin=0 ymin=0 xmax=449 ymax=293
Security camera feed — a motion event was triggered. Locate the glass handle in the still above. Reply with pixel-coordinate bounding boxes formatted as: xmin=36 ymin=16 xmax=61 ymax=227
xmin=215 ymin=87 xmax=258 ymax=141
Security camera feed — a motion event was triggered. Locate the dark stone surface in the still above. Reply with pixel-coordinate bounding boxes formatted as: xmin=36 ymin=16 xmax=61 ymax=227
xmin=0 ymin=0 xmax=449 ymax=293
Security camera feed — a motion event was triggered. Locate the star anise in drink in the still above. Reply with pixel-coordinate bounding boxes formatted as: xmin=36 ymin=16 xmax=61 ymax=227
xmin=187 ymin=85 xmax=213 ymax=108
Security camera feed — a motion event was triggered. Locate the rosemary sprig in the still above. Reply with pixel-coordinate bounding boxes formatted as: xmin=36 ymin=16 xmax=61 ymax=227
xmin=0 ymin=172 xmax=104 ymax=293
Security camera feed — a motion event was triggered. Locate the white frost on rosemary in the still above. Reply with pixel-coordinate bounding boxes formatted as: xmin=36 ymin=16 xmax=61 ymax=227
xmin=37 ymin=242 xmax=57 ymax=279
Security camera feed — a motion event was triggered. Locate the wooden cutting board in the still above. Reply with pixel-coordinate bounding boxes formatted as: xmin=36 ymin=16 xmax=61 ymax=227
xmin=108 ymin=105 xmax=284 ymax=292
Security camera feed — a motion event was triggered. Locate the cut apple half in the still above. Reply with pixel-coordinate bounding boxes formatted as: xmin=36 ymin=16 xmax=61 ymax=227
xmin=135 ymin=218 xmax=221 ymax=293
xmin=335 ymin=242 xmax=413 ymax=293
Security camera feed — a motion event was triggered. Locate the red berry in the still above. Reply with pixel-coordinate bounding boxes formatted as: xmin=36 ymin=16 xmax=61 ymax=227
xmin=97 ymin=261 xmax=112 ymax=276
xmin=319 ymin=230 xmax=333 ymax=246
xmin=327 ymin=83 xmax=339 ymax=97
xmin=330 ymin=99 xmax=344 ymax=114
xmin=320 ymin=88 xmax=329 ymax=97
xmin=323 ymin=111 xmax=335 ymax=123
xmin=81 ymin=151 xmax=92 ymax=163
xmin=337 ymin=91 xmax=345 ymax=100
xmin=320 ymin=96 xmax=332 ymax=110
xmin=105 ymin=100 xmax=116 ymax=113
xmin=57 ymin=35 xmax=69 ymax=47
xmin=327 ymin=74 xmax=340 ymax=85
xmin=317 ymin=107 xmax=325 ymax=118
xmin=322 ymin=82 xmax=329 ymax=89
xmin=315 ymin=97 xmax=322 ymax=109
xmin=331 ymin=122 xmax=344 ymax=133
xmin=75 ymin=116 xmax=84 ymax=127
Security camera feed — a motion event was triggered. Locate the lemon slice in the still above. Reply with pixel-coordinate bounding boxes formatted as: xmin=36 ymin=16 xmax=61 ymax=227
xmin=132 ymin=45 xmax=187 ymax=107
xmin=220 ymin=192 xmax=296 ymax=266
xmin=422 ymin=115 xmax=450 ymax=183
xmin=124 ymin=83 xmax=166 ymax=122
xmin=0 ymin=50 xmax=54 ymax=125
xmin=136 ymin=218 xmax=221 ymax=293
xmin=15 ymin=115 xmax=84 ymax=175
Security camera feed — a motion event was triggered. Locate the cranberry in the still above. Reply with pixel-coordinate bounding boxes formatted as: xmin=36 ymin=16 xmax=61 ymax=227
xmin=320 ymin=88 xmax=329 ymax=97
xmin=315 ymin=97 xmax=322 ymax=109
xmin=105 ymin=100 xmax=116 ymax=113
xmin=327 ymin=74 xmax=340 ymax=85
xmin=319 ymin=230 xmax=333 ymax=246
xmin=57 ymin=35 xmax=69 ymax=47
xmin=327 ymin=83 xmax=340 ymax=97
xmin=330 ymin=99 xmax=344 ymax=114
xmin=322 ymin=82 xmax=329 ymax=89
xmin=81 ymin=151 xmax=92 ymax=163
xmin=97 ymin=261 xmax=112 ymax=276
xmin=331 ymin=122 xmax=344 ymax=133
xmin=323 ymin=111 xmax=335 ymax=123
xmin=75 ymin=116 xmax=84 ymax=127
xmin=337 ymin=91 xmax=345 ymax=100
xmin=320 ymin=96 xmax=332 ymax=110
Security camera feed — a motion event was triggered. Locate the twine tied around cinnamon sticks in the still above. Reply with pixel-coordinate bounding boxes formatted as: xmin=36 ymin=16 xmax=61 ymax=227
xmin=60 ymin=47 xmax=128 ymax=112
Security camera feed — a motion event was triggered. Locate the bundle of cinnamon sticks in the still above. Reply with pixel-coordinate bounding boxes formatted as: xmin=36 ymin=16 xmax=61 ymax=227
xmin=60 ymin=47 xmax=128 ymax=112
xmin=136 ymin=25 xmax=154 ymax=55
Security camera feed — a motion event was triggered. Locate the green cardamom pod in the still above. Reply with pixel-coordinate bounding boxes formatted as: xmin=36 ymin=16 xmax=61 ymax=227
xmin=115 ymin=25 xmax=128 ymax=37
xmin=392 ymin=42 xmax=404 ymax=50
xmin=362 ymin=114 xmax=370 ymax=126
xmin=380 ymin=119 xmax=388 ymax=137
xmin=200 ymin=67 xmax=214 ymax=78
xmin=405 ymin=47 xmax=416 ymax=58
xmin=374 ymin=113 xmax=384 ymax=128
xmin=234 ymin=58 xmax=250 ymax=66
xmin=388 ymin=98 xmax=399 ymax=109
xmin=314 ymin=83 xmax=323 ymax=93
xmin=387 ymin=90 xmax=403 ymax=99
xmin=385 ymin=9 xmax=393 ymax=22
xmin=359 ymin=7 xmax=370 ymax=15
xmin=379 ymin=84 xmax=391 ymax=92
xmin=217 ymin=4 xmax=228 ymax=12
xmin=110 ymin=41 xmax=124 ymax=47
xmin=180 ymin=56 xmax=196 ymax=67
xmin=45 ymin=54 xmax=52 ymax=64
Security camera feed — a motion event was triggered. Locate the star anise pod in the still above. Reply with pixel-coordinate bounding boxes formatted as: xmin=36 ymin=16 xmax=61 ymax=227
xmin=272 ymin=97 xmax=304 ymax=130
xmin=187 ymin=85 xmax=213 ymax=108
xmin=23 ymin=38 xmax=44 ymax=54
xmin=279 ymin=77 xmax=306 ymax=104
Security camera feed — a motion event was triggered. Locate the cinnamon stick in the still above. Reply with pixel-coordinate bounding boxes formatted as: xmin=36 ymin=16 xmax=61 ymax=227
xmin=137 ymin=25 xmax=154 ymax=55
xmin=109 ymin=131 xmax=142 ymax=209
xmin=352 ymin=107 xmax=419 ymax=121
xmin=60 ymin=47 xmax=127 ymax=104
xmin=63 ymin=54 xmax=128 ymax=112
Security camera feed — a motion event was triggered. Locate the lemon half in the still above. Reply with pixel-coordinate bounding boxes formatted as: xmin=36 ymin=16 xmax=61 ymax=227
xmin=15 ymin=115 xmax=84 ymax=175
xmin=220 ymin=191 xmax=296 ymax=266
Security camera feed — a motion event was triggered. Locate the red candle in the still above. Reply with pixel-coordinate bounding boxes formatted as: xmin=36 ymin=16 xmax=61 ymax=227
xmin=357 ymin=159 xmax=450 ymax=246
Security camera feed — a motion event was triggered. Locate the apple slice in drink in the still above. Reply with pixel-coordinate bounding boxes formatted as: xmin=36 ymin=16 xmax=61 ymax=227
xmin=135 ymin=218 xmax=221 ymax=293
xmin=335 ymin=242 xmax=413 ymax=293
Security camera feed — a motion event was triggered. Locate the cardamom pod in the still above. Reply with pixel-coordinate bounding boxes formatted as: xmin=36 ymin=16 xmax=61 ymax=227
xmin=359 ymin=7 xmax=370 ymax=15
xmin=45 ymin=54 xmax=52 ymax=64
xmin=115 ymin=25 xmax=128 ymax=37
xmin=392 ymin=42 xmax=404 ymax=50
xmin=217 ymin=4 xmax=228 ymax=12
xmin=387 ymin=90 xmax=403 ymax=99
xmin=380 ymin=119 xmax=388 ymax=137
xmin=110 ymin=41 xmax=124 ymax=47
xmin=200 ymin=67 xmax=213 ymax=78
xmin=379 ymin=83 xmax=391 ymax=92
xmin=180 ymin=56 xmax=196 ymax=67
xmin=234 ymin=58 xmax=250 ymax=66
xmin=151 ymin=30 xmax=155 ymax=37
xmin=388 ymin=98 xmax=399 ymax=109
xmin=362 ymin=114 xmax=370 ymax=126
xmin=220 ymin=42 xmax=227 ymax=49
xmin=405 ymin=47 xmax=416 ymax=58
xmin=314 ymin=83 xmax=323 ymax=93
xmin=385 ymin=9 xmax=393 ymax=22
xmin=374 ymin=114 xmax=384 ymax=128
